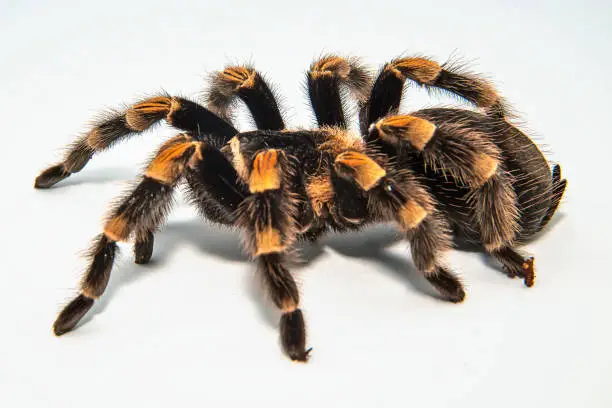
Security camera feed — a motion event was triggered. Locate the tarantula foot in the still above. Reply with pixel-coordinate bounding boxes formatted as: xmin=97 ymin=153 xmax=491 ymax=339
xmin=53 ymin=294 xmax=95 ymax=336
xmin=426 ymin=267 xmax=466 ymax=303
xmin=280 ymin=309 xmax=310 ymax=362
xmin=289 ymin=347 xmax=312 ymax=363
xmin=522 ymin=257 xmax=535 ymax=287
xmin=35 ymin=164 xmax=71 ymax=189
xmin=501 ymin=256 xmax=535 ymax=286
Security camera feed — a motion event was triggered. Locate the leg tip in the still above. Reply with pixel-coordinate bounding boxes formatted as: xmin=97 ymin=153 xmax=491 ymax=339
xmin=427 ymin=268 xmax=466 ymax=303
xmin=288 ymin=347 xmax=312 ymax=363
xmin=280 ymin=309 xmax=310 ymax=363
xmin=52 ymin=294 xmax=95 ymax=336
xmin=523 ymin=257 xmax=535 ymax=287
xmin=52 ymin=322 xmax=72 ymax=337
xmin=134 ymin=257 xmax=151 ymax=265
xmin=34 ymin=164 xmax=70 ymax=189
xmin=447 ymin=286 xmax=466 ymax=303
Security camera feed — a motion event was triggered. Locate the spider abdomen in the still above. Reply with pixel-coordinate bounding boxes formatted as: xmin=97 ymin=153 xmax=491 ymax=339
xmin=412 ymin=108 xmax=555 ymax=242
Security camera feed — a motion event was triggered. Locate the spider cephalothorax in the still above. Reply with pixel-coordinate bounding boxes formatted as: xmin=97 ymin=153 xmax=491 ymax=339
xmin=35 ymin=53 xmax=566 ymax=362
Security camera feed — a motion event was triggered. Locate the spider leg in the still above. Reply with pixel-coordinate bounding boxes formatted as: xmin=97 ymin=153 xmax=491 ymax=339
xmin=184 ymin=142 xmax=249 ymax=225
xmin=370 ymin=113 xmax=519 ymax=244
xmin=307 ymin=55 xmax=372 ymax=128
xmin=367 ymin=113 xmax=539 ymax=285
xmin=207 ymin=66 xmax=285 ymax=130
xmin=235 ymin=148 xmax=310 ymax=361
xmin=53 ymin=135 xmax=200 ymax=335
xmin=490 ymin=247 xmax=535 ymax=287
xmin=333 ymin=151 xmax=465 ymax=302
xmin=361 ymin=56 xmax=509 ymax=134
xmin=370 ymin=114 xmax=504 ymax=187
xmin=35 ymin=96 xmax=236 ymax=189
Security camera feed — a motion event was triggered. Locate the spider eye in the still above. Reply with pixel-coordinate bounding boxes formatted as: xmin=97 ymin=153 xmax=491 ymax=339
xmin=384 ymin=182 xmax=394 ymax=192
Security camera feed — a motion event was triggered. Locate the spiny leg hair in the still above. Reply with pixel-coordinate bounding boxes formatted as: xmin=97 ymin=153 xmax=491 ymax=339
xmin=362 ymin=56 xmax=510 ymax=133
xmin=333 ymin=150 xmax=465 ymax=302
xmin=35 ymin=95 xmax=236 ymax=189
xmin=323 ymin=55 xmax=536 ymax=286
xmin=53 ymin=134 xmax=201 ymax=335
xmin=43 ymin=52 xmax=569 ymax=362
xmin=207 ymin=65 xmax=285 ymax=130
xmin=307 ymin=55 xmax=373 ymax=128
xmin=235 ymin=148 xmax=311 ymax=361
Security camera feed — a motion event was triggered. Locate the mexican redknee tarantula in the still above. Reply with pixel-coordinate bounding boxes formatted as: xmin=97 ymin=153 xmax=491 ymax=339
xmin=35 ymin=54 xmax=567 ymax=362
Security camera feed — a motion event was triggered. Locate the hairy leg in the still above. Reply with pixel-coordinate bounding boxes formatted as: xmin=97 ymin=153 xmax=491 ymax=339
xmin=53 ymin=135 xmax=198 ymax=334
xmin=35 ymin=96 xmax=236 ymax=188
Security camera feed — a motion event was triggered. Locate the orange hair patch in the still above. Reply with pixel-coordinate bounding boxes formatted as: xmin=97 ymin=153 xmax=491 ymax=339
xmin=103 ymin=215 xmax=130 ymax=242
xmin=125 ymin=96 xmax=174 ymax=131
xmin=305 ymin=174 xmax=334 ymax=216
xmin=249 ymin=150 xmax=282 ymax=193
xmin=310 ymin=55 xmax=350 ymax=79
xmin=375 ymin=115 xmax=436 ymax=150
xmin=386 ymin=57 xmax=441 ymax=83
xmin=255 ymin=227 xmax=285 ymax=256
xmin=473 ymin=153 xmax=499 ymax=185
xmin=334 ymin=151 xmax=386 ymax=191
xmin=398 ymin=200 xmax=427 ymax=230
xmin=221 ymin=66 xmax=256 ymax=89
xmin=145 ymin=141 xmax=196 ymax=184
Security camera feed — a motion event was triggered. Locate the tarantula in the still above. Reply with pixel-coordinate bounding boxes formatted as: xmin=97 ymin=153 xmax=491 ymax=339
xmin=35 ymin=54 xmax=567 ymax=362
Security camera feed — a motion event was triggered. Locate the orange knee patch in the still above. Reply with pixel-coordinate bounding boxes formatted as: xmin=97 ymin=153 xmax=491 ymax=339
xmin=249 ymin=150 xmax=282 ymax=193
xmin=255 ymin=227 xmax=285 ymax=256
xmin=398 ymin=200 xmax=427 ymax=230
xmin=306 ymin=174 xmax=334 ymax=216
xmin=145 ymin=141 xmax=197 ymax=184
xmin=221 ymin=66 xmax=256 ymax=89
xmin=473 ymin=153 xmax=499 ymax=185
xmin=228 ymin=136 xmax=248 ymax=180
xmin=280 ymin=298 xmax=298 ymax=313
xmin=104 ymin=215 xmax=130 ymax=242
xmin=386 ymin=57 xmax=441 ymax=83
xmin=310 ymin=55 xmax=350 ymax=79
xmin=125 ymin=96 xmax=175 ymax=131
xmin=334 ymin=151 xmax=386 ymax=191
xmin=375 ymin=115 xmax=436 ymax=150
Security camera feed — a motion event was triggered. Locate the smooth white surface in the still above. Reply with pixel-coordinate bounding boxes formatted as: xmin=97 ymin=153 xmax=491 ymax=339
xmin=1 ymin=0 xmax=610 ymax=406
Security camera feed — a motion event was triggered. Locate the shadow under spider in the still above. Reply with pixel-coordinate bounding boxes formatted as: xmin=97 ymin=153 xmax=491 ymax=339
xmin=56 ymin=167 xmax=139 ymax=188
xmin=81 ymin=212 xmax=567 ymax=329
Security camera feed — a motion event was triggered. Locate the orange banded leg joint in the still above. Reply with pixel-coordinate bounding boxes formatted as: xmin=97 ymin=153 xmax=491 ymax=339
xmin=248 ymin=149 xmax=284 ymax=193
xmin=334 ymin=151 xmax=386 ymax=191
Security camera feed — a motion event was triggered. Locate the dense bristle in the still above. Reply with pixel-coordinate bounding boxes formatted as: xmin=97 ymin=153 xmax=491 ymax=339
xmin=207 ymin=66 xmax=285 ymax=130
xmin=308 ymin=54 xmax=373 ymax=128
xmin=474 ymin=171 xmax=520 ymax=252
xmin=35 ymin=96 xmax=236 ymax=191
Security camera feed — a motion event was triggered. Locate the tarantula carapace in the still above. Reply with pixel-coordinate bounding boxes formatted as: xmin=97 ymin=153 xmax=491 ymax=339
xmin=35 ymin=54 xmax=567 ymax=362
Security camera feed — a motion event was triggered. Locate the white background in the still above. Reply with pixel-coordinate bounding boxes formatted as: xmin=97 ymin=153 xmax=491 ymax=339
xmin=1 ymin=0 xmax=610 ymax=406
